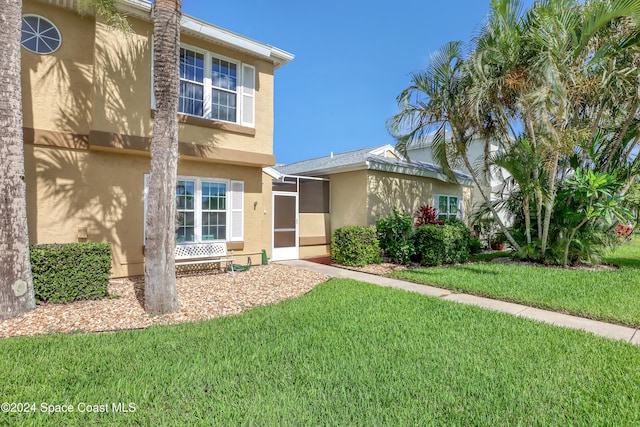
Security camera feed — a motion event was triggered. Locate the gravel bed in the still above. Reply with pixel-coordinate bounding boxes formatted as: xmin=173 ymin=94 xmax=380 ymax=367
xmin=0 ymin=264 xmax=329 ymax=339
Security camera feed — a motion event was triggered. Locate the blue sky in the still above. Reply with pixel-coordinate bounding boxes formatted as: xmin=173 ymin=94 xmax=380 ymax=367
xmin=182 ymin=0 xmax=536 ymax=165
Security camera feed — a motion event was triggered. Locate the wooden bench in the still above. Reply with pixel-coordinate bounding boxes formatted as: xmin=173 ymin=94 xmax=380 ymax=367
xmin=174 ymin=242 xmax=235 ymax=273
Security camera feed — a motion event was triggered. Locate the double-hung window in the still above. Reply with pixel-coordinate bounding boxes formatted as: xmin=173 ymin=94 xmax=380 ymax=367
xmin=178 ymin=46 xmax=255 ymax=127
xmin=435 ymin=194 xmax=461 ymax=220
xmin=145 ymin=175 xmax=244 ymax=244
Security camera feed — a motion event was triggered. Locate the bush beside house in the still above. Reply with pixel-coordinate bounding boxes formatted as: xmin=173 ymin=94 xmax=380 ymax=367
xmin=31 ymin=242 xmax=112 ymax=303
xmin=331 ymin=226 xmax=382 ymax=267
xmin=375 ymin=208 xmax=415 ymax=265
xmin=332 ymin=206 xmax=472 ymax=268
xmin=414 ymin=223 xmax=470 ymax=266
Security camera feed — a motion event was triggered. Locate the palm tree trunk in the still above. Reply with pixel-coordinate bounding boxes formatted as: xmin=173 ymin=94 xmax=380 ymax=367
xmin=524 ymin=114 xmax=543 ymax=243
xmin=461 ymin=154 xmax=521 ymax=251
xmin=523 ymin=195 xmax=532 ymax=245
xmin=0 ymin=0 xmax=36 ymax=319
xmin=603 ymin=100 xmax=639 ymax=173
xmin=144 ymin=0 xmax=181 ymax=314
xmin=540 ymin=150 xmax=560 ymax=258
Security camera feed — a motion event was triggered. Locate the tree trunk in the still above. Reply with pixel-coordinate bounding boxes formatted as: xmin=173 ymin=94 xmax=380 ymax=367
xmin=461 ymin=154 xmax=521 ymax=251
xmin=523 ymin=195 xmax=532 ymax=246
xmin=0 ymin=0 xmax=36 ymax=320
xmin=540 ymin=150 xmax=560 ymax=259
xmin=144 ymin=0 xmax=181 ymax=314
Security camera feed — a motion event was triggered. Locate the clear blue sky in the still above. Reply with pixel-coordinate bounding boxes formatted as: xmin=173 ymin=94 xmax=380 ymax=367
xmin=182 ymin=0 xmax=536 ymax=165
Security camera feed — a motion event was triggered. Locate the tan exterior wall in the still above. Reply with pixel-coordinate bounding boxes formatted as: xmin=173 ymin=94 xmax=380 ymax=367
xmin=299 ymin=245 xmax=331 ymax=259
xmin=21 ymin=0 xmax=280 ymax=276
xmin=367 ymin=170 xmax=471 ymax=226
xmin=299 ymin=213 xmax=331 ymax=258
xmin=25 ymin=144 xmax=270 ymax=277
xmin=22 ymin=0 xmax=275 ymax=159
xmin=329 ymin=170 xmax=368 ymax=232
xmin=22 ymin=1 xmax=96 ymax=136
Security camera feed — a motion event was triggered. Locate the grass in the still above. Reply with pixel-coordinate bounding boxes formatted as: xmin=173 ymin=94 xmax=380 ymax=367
xmin=1 ymin=279 xmax=640 ymax=425
xmin=469 ymin=250 xmax=511 ymax=262
xmin=390 ymin=238 xmax=640 ymax=327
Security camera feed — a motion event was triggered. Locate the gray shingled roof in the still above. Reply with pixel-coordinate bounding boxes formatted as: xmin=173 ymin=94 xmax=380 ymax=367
xmin=275 ymin=145 xmax=383 ymax=176
xmin=274 ymin=145 xmax=474 ymax=186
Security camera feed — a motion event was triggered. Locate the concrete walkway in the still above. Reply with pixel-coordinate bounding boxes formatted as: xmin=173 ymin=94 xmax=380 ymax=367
xmin=279 ymin=260 xmax=640 ymax=346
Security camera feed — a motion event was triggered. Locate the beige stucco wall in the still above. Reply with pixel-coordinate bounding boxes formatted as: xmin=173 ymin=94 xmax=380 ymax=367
xmin=298 ymin=213 xmax=331 ymax=258
xmin=367 ymin=170 xmax=472 ymax=226
xmin=21 ymin=1 xmax=280 ymax=276
xmin=22 ymin=1 xmax=96 ymax=136
xmin=25 ymin=144 xmax=270 ymax=277
xmin=329 ymin=170 xmax=368 ymax=232
xmin=23 ymin=0 xmax=275 ymax=156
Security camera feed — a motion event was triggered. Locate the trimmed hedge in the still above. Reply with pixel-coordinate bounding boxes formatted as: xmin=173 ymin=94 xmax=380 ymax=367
xmin=414 ymin=223 xmax=470 ymax=266
xmin=30 ymin=242 xmax=112 ymax=303
xmin=332 ymin=226 xmax=381 ymax=267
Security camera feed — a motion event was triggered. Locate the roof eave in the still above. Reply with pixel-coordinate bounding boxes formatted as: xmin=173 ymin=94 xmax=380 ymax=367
xmin=367 ymin=160 xmax=474 ymax=186
xmin=37 ymin=0 xmax=294 ymax=68
xmin=279 ymin=162 xmax=369 ymax=177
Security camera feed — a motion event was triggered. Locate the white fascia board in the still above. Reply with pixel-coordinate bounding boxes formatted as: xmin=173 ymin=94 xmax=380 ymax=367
xmin=369 ymin=144 xmax=405 ymax=160
xmin=287 ymin=162 xmax=369 ymax=177
xmin=116 ymin=0 xmax=294 ymax=67
xmin=180 ymin=14 xmax=294 ymax=67
xmin=263 ymin=167 xmax=283 ymax=180
xmin=367 ymin=160 xmax=475 ymax=187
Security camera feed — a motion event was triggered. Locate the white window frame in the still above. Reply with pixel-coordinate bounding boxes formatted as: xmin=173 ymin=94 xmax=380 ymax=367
xmin=176 ymin=43 xmax=255 ymax=128
xmin=143 ymin=175 xmax=244 ymax=245
xmin=433 ymin=194 xmax=462 ymax=220
xmin=21 ymin=14 xmax=62 ymax=55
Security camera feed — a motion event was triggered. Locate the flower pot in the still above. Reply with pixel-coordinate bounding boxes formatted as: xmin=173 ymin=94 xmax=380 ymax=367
xmin=490 ymin=242 xmax=505 ymax=251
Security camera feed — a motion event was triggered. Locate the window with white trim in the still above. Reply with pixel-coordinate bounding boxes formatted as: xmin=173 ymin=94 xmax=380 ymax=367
xmin=144 ymin=175 xmax=243 ymax=244
xmin=21 ymin=15 xmax=61 ymax=54
xmin=178 ymin=46 xmax=255 ymax=127
xmin=435 ymin=194 xmax=461 ymax=220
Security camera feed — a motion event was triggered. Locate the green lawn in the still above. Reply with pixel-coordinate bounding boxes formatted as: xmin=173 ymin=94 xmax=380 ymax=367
xmin=1 ymin=279 xmax=639 ymax=425
xmin=390 ymin=239 xmax=640 ymax=327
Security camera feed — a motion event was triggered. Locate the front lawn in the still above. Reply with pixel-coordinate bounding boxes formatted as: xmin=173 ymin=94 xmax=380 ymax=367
xmin=390 ymin=239 xmax=640 ymax=326
xmin=1 ymin=279 xmax=639 ymax=425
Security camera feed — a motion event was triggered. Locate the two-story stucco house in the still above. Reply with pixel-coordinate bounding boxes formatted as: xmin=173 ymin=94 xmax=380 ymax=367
xmin=21 ymin=0 xmax=293 ymax=277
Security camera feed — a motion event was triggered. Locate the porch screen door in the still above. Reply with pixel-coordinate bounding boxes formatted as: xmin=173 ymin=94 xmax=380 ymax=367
xmin=272 ymin=192 xmax=298 ymax=260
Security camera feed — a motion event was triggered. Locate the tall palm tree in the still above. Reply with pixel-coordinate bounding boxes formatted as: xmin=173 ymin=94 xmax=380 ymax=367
xmin=144 ymin=0 xmax=182 ymax=313
xmin=0 ymin=0 xmax=36 ymax=319
xmin=467 ymin=0 xmax=640 ymax=260
xmin=521 ymin=0 xmax=640 ymax=257
xmin=387 ymin=41 xmax=521 ymax=250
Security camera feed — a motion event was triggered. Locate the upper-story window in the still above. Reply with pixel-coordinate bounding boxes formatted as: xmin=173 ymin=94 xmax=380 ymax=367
xmin=178 ymin=46 xmax=255 ymax=127
xmin=21 ymin=15 xmax=61 ymax=54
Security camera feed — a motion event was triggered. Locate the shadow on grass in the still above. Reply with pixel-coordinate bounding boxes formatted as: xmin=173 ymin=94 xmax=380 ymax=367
xmin=397 ymin=263 xmax=503 ymax=279
xmin=604 ymin=257 xmax=640 ymax=269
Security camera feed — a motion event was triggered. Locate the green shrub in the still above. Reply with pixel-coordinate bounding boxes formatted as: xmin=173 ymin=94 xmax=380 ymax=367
xmin=469 ymin=238 xmax=483 ymax=255
xmin=376 ymin=208 xmax=415 ymax=265
xmin=332 ymin=226 xmax=381 ymax=267
xmin=414 ymin=223 xmax=471 ymax=266
xmin=30 ymin=242 xmax=112 ymax=303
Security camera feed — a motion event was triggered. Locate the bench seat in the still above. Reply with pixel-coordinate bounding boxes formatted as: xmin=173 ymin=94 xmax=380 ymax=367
xmin=175 ymin=242 xmax=234 ymax=272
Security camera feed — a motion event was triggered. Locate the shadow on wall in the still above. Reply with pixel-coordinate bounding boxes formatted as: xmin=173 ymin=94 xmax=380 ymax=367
xmin=26 ymin=18 xmax=220 ymax=276
xmin=367 ymin=172 xmax=463 ymax=225
xmin=368 ymin=174 xmax=434 ymax=225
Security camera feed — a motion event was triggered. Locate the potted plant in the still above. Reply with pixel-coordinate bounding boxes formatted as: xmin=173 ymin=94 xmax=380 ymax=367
xmin=490 ymin=231 xmax=507 ymax=251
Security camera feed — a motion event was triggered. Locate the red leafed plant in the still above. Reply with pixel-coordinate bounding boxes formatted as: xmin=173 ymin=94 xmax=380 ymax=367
xmin=415 ymin=205 xmax=444 ymax=226
xmin=615 ymin=223 xmax=632 ymax=239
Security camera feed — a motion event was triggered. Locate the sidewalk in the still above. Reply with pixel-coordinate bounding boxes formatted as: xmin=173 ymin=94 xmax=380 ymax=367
xmin=279 ymin=260 xmax=640 ymax=346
